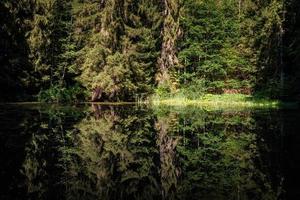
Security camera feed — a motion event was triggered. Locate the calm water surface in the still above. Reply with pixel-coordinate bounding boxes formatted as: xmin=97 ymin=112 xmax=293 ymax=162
xmin=0 ymin=104 xmax=299 ymax=200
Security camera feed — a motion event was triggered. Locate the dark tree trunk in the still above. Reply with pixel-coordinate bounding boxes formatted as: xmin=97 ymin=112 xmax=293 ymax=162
xmin=92 ymin=87 xmax=102 ymax=102
xmin=156 ymin=0 xmax=181 ymax=85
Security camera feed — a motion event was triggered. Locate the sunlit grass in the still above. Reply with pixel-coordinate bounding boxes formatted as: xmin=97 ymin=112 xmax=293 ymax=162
xmin=150 ymin=94 xmax=292 ymax=109
xmin=2 ymin=94 xmax=297 ymax=109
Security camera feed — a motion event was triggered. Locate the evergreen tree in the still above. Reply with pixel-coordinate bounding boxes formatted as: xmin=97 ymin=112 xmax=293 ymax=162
xmin=1 ymin=0 xmax=300 ymax=101
xmin=121 ymin=0 xmax=163 ymax=98
xmin=28 ymin=0 xmax=73 ymax=89
xmin=178 ymin=0 xmax=255 ymax=94
xmin=284 ymin=0 xmax=300 ymax=99
xmin=77 ymin=0 xmax=162 ymax=101
xmin=242 ymin=0 xmax=285 ymax=97
xmin=156 ymin=0 xmax=181 ymax=92
xmin=75 ymin=0 xmax=124 ymax=101
xmin=0 ymin=0 xmax=34 ymax=100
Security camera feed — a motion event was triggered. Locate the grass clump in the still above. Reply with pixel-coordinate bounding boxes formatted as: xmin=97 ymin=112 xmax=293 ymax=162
xmin=151 ymin=92 xmax=283 ymax=108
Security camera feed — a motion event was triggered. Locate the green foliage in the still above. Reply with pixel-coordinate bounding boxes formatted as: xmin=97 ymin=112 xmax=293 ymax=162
xmin=38 ymin=84 xmax=86 ymax=103
xmin=154 ymin=78 xmax=206 ymax=100
xmin=155 ymin=83 xmax=172 ymax=98
xmin=28 ymin=0 xmax=74 ymax=87
xmin=179 ymin=78 xmax=206 ymax=99
xmin=1 ymin=0 xmax=300 ymax=102
xmin=178 ymin=0 xmax=256 ymax=93
xmin=76 ymin=0 xmax=162 ymax=101
xmin=0 ymin=0 xmax=34 ymax=101
xmin=244 ymin=0 xmax=285 ymax=95
xmin=152 ymin=93 xmax=282 ymax=109
xmin=284 ymin=0 xmax=300 ymax=99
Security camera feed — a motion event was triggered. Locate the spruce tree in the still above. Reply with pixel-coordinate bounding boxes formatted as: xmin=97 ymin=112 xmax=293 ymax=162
xmin=28 ymin=0 xmax=73 ymax=89
xmin=178 ymin=0 xmax=255 ymax=94
xmin=244 ymin=0 xmax=285 ymax=97
xmin=0 ymin=0 xmax=34 ymax=100
xmin=77 ymin=0 xmax=162 ymax=101
xmin=76 ymin=0 xmax=124 ymax=101
xmin=121 ymin=0 xmax=163 ymax=98
xmin=1 ymin=0 xmax=299 ymax=101
xmin=156 ymin=0 xmax=181 ymax=92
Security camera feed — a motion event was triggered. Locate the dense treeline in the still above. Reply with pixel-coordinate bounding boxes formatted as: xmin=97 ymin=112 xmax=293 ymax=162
xmin=0 ymin=0 xmax=299 ymax=102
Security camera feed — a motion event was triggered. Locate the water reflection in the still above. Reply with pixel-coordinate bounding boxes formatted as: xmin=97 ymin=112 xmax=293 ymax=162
xmin=0 ymin=104 xmax=299 ymax=200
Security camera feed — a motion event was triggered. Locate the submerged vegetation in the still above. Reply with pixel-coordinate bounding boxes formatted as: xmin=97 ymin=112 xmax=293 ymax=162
xmin=0 ymin=0 xmax=300 ymax=103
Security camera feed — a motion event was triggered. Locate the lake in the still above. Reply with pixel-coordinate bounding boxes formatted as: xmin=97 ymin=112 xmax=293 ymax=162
xmin=0 ymin=104 xmax=299 ymax=200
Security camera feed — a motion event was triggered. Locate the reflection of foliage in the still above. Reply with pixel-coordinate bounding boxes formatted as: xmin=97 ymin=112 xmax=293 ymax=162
xmin=61 ymin=105 xmax=160 ymax=200
xmin=0 ymin=105 xmax=285 ymax=200
xmin=16 ymin=105 xmax=84 ymax=199
xmin=155 ymin=107 xmax=278 ymax=200
xmin=155 ymin=112 xmax=181 ymax=199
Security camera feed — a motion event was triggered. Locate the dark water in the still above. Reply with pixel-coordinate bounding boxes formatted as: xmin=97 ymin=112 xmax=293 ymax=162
xmin=0 ymin=104 xmax=300 ymax=200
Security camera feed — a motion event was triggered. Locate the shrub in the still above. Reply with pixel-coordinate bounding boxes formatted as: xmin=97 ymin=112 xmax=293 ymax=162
xmin=155 ymin=83 xmax=172 ymax=98
xmin=179 ymin=79 xmax=206 ymax=99
xmin=38 ymin=84 xmax=87 ymax=103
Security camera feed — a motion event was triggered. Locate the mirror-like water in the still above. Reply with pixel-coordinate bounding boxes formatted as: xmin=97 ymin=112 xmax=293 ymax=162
xmin=0 ymin=104 xmax=299 ymax=200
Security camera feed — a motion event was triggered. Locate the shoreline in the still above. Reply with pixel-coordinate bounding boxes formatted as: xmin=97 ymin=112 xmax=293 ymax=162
xmin=0 ymin=94 xmax=298 ymax=109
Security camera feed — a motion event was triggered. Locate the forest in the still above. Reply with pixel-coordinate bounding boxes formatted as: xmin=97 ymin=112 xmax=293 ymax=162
xmin=2 ymin=1 xmax=300 ymax=199
xmin=1 ymin=0 xmax=300 ymax=103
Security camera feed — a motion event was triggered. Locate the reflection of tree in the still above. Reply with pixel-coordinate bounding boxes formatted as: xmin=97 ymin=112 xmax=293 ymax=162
xmin=0 ymin=105 xmax=85 ymax=199
xmin=155 ymin=113 xmax=181 ymax=199
xmin=0 ymin=107 xmax=44 ymax=199
xmin=253 ymin=110 xmax=287 ymax=199
xmin=22 ymin=106 xmax=85 ymax=199
xmin=61 ymin=105 xmax=160 ymax=200
xmin=154 ymin=107 xmax=281 ymax=200
xmin=1 ymin=105 xmax=286 ymax=200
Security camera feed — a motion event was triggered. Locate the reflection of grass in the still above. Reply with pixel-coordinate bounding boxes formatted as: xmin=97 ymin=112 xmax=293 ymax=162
xmin=151 ymin=94 xmax=297 ymax=109
xmin=2 ymin=94 xmax=297 ymax=109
